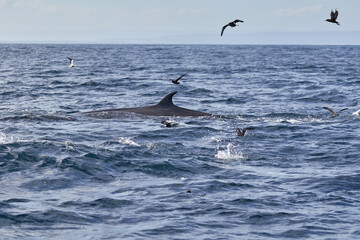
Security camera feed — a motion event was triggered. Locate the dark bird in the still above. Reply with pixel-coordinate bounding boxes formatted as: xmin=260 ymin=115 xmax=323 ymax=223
xmin=234 ymin=124 xmax=254 ymax=137
xmin=167 ymin=73 xmax=187 ymax=84
xmin=323 ymin=107 xmax=348 ymax=117
xmin=221 ymin=19 xmax=244 ymax=36
xmin=161 ymin=120 xmax=176 ymax=127
xmin=326 ymin=9 xmax=340 ymax=25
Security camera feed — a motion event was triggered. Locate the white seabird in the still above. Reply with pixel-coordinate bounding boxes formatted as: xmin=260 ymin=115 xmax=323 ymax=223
xmin=68 ymin=57 xmax=76 ymax=68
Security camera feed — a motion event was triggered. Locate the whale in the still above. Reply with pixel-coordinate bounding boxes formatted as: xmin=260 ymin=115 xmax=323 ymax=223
xmin=84 ymin=91 xmax=229 ymax=119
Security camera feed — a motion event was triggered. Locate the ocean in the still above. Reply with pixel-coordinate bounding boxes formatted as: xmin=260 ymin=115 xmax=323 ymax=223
xmin=0 ymin=44 xmax=359 ymax=239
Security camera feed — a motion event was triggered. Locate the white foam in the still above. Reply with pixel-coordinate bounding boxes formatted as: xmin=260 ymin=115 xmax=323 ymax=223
xmin=117 ymin=137 xmax=140 ymax=147
xmin=210 ymin=137 xmax=223 ymax=142
xmin=262 ymin=116 xmax=326 ymax=124
xmin=0 ymin=132 xmax=6 ymax=144
xmin=146 ymin=142 xmax=156 ymax=149
xmin=215 ymin=143 xmax=246 ymax=160
xmin=0 ymin=132 xmax=28 ymax=144
xmin=352 ymin=110 xmax=360 ymax=117
xmin=64 ymin=141 xmax=75 ymax=151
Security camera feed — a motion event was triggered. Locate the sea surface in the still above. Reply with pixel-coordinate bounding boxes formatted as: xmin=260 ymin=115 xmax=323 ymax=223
xmin=0 ymin=44 xmax=359 ymax=239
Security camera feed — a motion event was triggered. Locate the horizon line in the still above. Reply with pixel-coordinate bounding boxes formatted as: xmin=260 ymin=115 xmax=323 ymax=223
xmin=1 ymin=41 xmax=360 ymax=46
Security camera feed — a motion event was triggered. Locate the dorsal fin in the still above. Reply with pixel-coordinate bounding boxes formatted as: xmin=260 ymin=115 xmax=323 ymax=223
xmin=156 ymin=91 xmax=177 ymax=107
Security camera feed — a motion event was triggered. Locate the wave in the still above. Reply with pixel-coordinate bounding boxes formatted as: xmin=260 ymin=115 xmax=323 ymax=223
xmin=0 ymin=132 xmax=28 ymax=145
xmin=0 ymin=113 xmax=76 ymax=122
xmin=256 ymin=113 xmax=328 ymax=124
xmin=117 ymin=137 xmax=140 ymax=147
xmin=262 ymin=116 xmax=326 ymax=124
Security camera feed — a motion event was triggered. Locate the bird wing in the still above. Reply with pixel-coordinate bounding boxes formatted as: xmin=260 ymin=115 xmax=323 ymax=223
xmin=234 ymin=19 xmax=244 ymax=23
xmin=339 ymin=108 xmax=348 ymax=113
xmin=67 ymin=57 xmax=74 ymax=65
xmin=334 ymin=9 xmax=338 ymax=20
xmin=236 ymin=127 xmax=242 ymax=136
xmin=330 ymin=10 xmax=335 ymax=20
xmin=175 ymin=73 xmax=187 ymax=81
xmin=221 ymin=24 xmax=229 ymax=36
xmin=323 ymin=107 xmax=336 ymax=116
xmin=233 ymin=123 xmax=241 ymax=135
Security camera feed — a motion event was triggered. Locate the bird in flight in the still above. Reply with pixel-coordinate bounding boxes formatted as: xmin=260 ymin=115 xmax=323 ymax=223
xmin=326 ymin=9 xmax=340 ymax=25
xmin=67 ymin=57 xmax=76 ymax=68
xmin=221 ymin=19 xmax=244 ymax=36
xmin=234 ymin=124 xmax=254 ymax=137
xmin=167 ymin=73 xmax=187 ymax=84
xmin=323 ymin=107 xmax=348 ymax=117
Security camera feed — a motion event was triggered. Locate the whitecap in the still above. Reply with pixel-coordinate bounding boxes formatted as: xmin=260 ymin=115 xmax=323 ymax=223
xmin=0 ymin=132 xmax=28 ymax=144
xmin=146 ymin=142 xmax=159 ymax=149
xmin=262 ymin=116 xmax=326 ymax=124
xmin=352 ymin=110 xmax=360 ymax=117
xmin=0 ymin=132 xmax=6 ymax=144
xmin=117 ymin=137 xmax=140 ymax=147
xmin=272 ymin=118 xmax=302 ymax=124
xmin=215 ymin=143 xmax=246 ymax=160
xmin=210 ymin=136 xmax=223 ymax=142
xmin=64 ymin=141 xmax=76 ymax=151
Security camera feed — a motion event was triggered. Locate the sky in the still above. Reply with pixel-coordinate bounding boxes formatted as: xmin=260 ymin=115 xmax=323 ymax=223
xmin=0 ymin=0 xmax=359 ymax=44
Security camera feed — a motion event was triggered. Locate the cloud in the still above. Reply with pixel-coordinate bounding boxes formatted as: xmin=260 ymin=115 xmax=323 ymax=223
xmin=271 ymin=5 xmax=323 ymax=17
xmin=0 ymin=0 xmax=10 ymax=7
xmin=141 ymin=7 xmax=207 ymax=20
xmin=176 ymin=8 xmax=207 ymax=16
xmin=40 ymin=4 xmax=97 ymax=15
xmin=12 ymin=0 xmax=42 ymax=9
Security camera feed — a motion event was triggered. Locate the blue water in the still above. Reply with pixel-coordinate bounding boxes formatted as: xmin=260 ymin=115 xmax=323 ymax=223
xmin=0 ymin=44 xmax=360 ymax=239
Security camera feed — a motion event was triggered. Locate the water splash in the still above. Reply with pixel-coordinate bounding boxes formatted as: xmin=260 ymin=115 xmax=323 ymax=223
xmin=215 ymin=143 xmax=246 ymax=160
xmin=352 ymin=110 xmax=360 ymax=118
